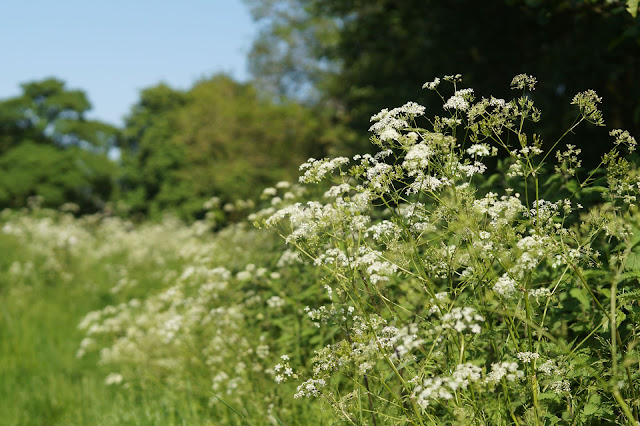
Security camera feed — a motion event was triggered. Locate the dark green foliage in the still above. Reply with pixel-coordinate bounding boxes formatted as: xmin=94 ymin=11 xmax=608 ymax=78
xmin=0 ymin=78 xmax=118 ymax=212
xmin=246 ymin=0 xmax=640 ymax=164
xmin=118 ymin=74 xmax=350 ymax=220
xmin=0 ymin=143 xmax=115 ymax=211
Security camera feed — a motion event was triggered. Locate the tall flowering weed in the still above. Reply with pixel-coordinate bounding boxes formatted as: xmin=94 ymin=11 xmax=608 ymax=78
xmin=262 ymin=75 xmax=640 ymax=424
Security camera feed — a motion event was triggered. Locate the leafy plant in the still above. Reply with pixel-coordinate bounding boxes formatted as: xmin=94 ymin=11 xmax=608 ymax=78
xmin=262 ymin=75 xmax=640 ymax=424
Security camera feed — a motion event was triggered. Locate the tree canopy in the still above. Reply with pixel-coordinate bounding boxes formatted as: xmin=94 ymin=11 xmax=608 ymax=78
xmin=118 ymin=74 xmax=347 ymax=220
xmin=246 ymin=0 xmax=640 ymax=164
xmin=0 ymin=78 xmax=117 ymax=212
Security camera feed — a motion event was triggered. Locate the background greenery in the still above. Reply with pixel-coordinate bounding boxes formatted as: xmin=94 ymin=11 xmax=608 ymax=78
xmin=1 ymin=1 xmax=637 ymax=218
xmin=0 ymin=1 xmax=639 ymax=424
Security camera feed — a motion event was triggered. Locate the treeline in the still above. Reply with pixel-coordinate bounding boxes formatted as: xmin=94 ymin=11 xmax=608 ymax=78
xmin=1 ymin=0 xmax=638 ymax=220
xmin=0 ymin=76 xmax=350 ymax=221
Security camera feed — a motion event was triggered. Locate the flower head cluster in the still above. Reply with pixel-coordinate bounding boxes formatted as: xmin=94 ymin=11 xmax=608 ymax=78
xmin=610 ymin=129 xmax=637 ymax=153
xmin=422 ymin=77 xmax=441 ymax=90
xmin=572 ymin=90 xmax=604 ymax=126
xmin=510 ymin=74 xmax=537 ymax=91
xmin=299 ymin=157 xmax=349 ymax=183
xmin=436 ymin=307 xmax=484 ymax=334
xmin=413 ymin=363 xmax=482 ymax=409
xmin=369 ymin=101 xmax=426 ymax=142
xmin=443 ymin=88 xmax=474 ymax=111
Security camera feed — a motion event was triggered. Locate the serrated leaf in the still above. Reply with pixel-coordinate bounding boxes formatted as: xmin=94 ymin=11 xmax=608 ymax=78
xmin=619 ymin=289 xmax=640 ymax=301
xmin=538 ymin=391 xmax=561 ymax=401
xmin=570 ymin=287 xmax=590 ymax=310
xmin=618 ymin=271 xmax=640 ymax=282
xmin=624 ymin=250 xmax=640 ymax=272
xmin=582 ymin=403 xmax=599 ymax=416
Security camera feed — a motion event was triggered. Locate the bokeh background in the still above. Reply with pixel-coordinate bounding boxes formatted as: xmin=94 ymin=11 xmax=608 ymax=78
xmin=1 ymin=0 xmax=638 ymax=222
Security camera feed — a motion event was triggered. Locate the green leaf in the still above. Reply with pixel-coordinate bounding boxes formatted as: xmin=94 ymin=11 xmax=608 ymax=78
xmin=565 ymin=179 xmax=580 ymax=195
xmin=582 ymin=402 xmax=599 ymax=416
xmin=570 ymin=287 xmax=590 ymax=310
xmin=628 ymin=0 xmax=639 ymax=18
xmin=624 ymin=250 xmax=640 ymax=272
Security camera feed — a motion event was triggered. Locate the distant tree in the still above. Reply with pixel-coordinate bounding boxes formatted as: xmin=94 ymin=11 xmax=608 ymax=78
xmin=118 ymin=74 xmax=348 ymax=220
xmin=117 ymin=83 xmax=190 ymax=218
xmin=0 ymin=78 xmax=118 ymax=212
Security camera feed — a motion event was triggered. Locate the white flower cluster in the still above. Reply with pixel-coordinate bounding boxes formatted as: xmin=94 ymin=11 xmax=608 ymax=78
xmin=473 ymin=192 xmax=524 ymax=229
xmin=274 ymin=354 xmax=295 ymax=384
xmin=403 ymin=142 xmax=434 ymax=170
xmin=485 ymin=361 xmax=524 ymax=385
xmin=610 ymin=129 xmax=637 ymax=153
xmin=422 ymin=77 xmax=441 ymax=90
xmin=266 ymin=295 xmax=286 ymax=309
xmin=493 ymin=274 xmax=518 ymax=299
xmin=443 ymin=88 xmax=474 ymax=111
xmin=467 ymin=143 xmax=491 ymax=157
xmin=298 ymin=157 xmax=349 ymax=183
xmin=571 ymin=90 xmax=604 ymax=125
xmin=436 ymin=307 xmax=484 ymax=334
xmin=391 ymin=324 xmax=424 ymax=359
xmin=516 ymin=351 xmax=540 ymax=363
xmin=365 ymin=220 xmax=401 ymax=243
xmin=369 ymin=101 xmax=426 ymax=142
xmin=510 ymin=74 xmax=537 ymax=91
xmin=413 ymin=363 xmax=482 ymax=409
xmin=406 ymin=174 xmax=454 ymax=195
xmin=293 ymin=378 xmax=327 ymax=398
xmin=313 ymin=246 xmax=398 ymax=285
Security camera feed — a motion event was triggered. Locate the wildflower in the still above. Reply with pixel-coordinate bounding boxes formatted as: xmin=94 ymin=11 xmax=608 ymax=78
xmin=105 ymin=373 xmax=123 ymax=386
xmin=422 ymin=77 xmax=441 ymax=90
xmin=610 ymin=129 xmax=637 ymax=153
xmin=443 ymin=89 xmax=474 ymax=111
xmin=485 ymin=362 xmax=524 ymax=384
xmin=438 ymin=307 xmax=484 ymax=334
xmin=261 ymin=187 xmax=277 ymax=197
xmin=294 ymin=378 xmax=327 ymax=398
xmin=516 ymin=352 xmax=540 ymax=363
xmin=299 ymin=157 xmax=349 ymax=183
xmin=493 ymin=274 xmax=518 ymax=298
xmin=236 ymin=270 xmax=252 ymax=281
xmin=403 ymin=142 xmax=434 ymax=171
xmin=511 ymin=74 xmax=537 ymax=91
xmin=550 ymin=380 xmax=571 ymax=394
xmin=571 ymin=90 xmax=604 ymax=126
xmin=467 ymin=143 xmax=491 ymax=157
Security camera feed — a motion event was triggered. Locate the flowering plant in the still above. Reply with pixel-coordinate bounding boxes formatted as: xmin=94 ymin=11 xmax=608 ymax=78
xmin=262 ymin=75 xmax=640 ymax=424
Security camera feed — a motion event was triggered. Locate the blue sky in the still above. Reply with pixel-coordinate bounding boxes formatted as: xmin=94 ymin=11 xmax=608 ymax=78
xmin=0 ymin=0 xmax=257 ymax=126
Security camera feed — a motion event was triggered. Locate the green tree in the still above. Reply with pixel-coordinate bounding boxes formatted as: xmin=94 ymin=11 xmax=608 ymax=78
xmin=117 ymin=83 xmax=189 ymax=218
xmin=118 ymin=74 xmax=347 ymax=220
xmin=0 ymin=78 xmax=118 ymax=212
xmin=246 ymin=0 xmax=640 ymax=164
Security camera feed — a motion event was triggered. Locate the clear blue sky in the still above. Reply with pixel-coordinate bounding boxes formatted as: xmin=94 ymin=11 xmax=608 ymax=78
xmin=0 ymin=0 xmax=257 ymax=126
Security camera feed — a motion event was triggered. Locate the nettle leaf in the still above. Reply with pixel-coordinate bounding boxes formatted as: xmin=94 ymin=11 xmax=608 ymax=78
xmin=616 ymin=309 xmax=627 ymax=326
xmin=624 ymin=250 xmax=640 ymax=272
xmin=538 ymin=392 xmax=561 ymax=402
xmin=618 ymin=289 xmax=640 ymax=302
xmin=582 ymin=402 xmax=600 ymax=416
xmin=570 ymin=287 xmax=590 ymax=310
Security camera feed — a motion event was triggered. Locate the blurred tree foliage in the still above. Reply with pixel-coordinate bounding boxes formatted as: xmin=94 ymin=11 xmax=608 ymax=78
xmin=0 ymin=78 xmax=118 ymax=212
xmin=118 ymin=74 xmax=348 ymax=220
xmin=245 ymin=0 xmax=640 ymax=164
